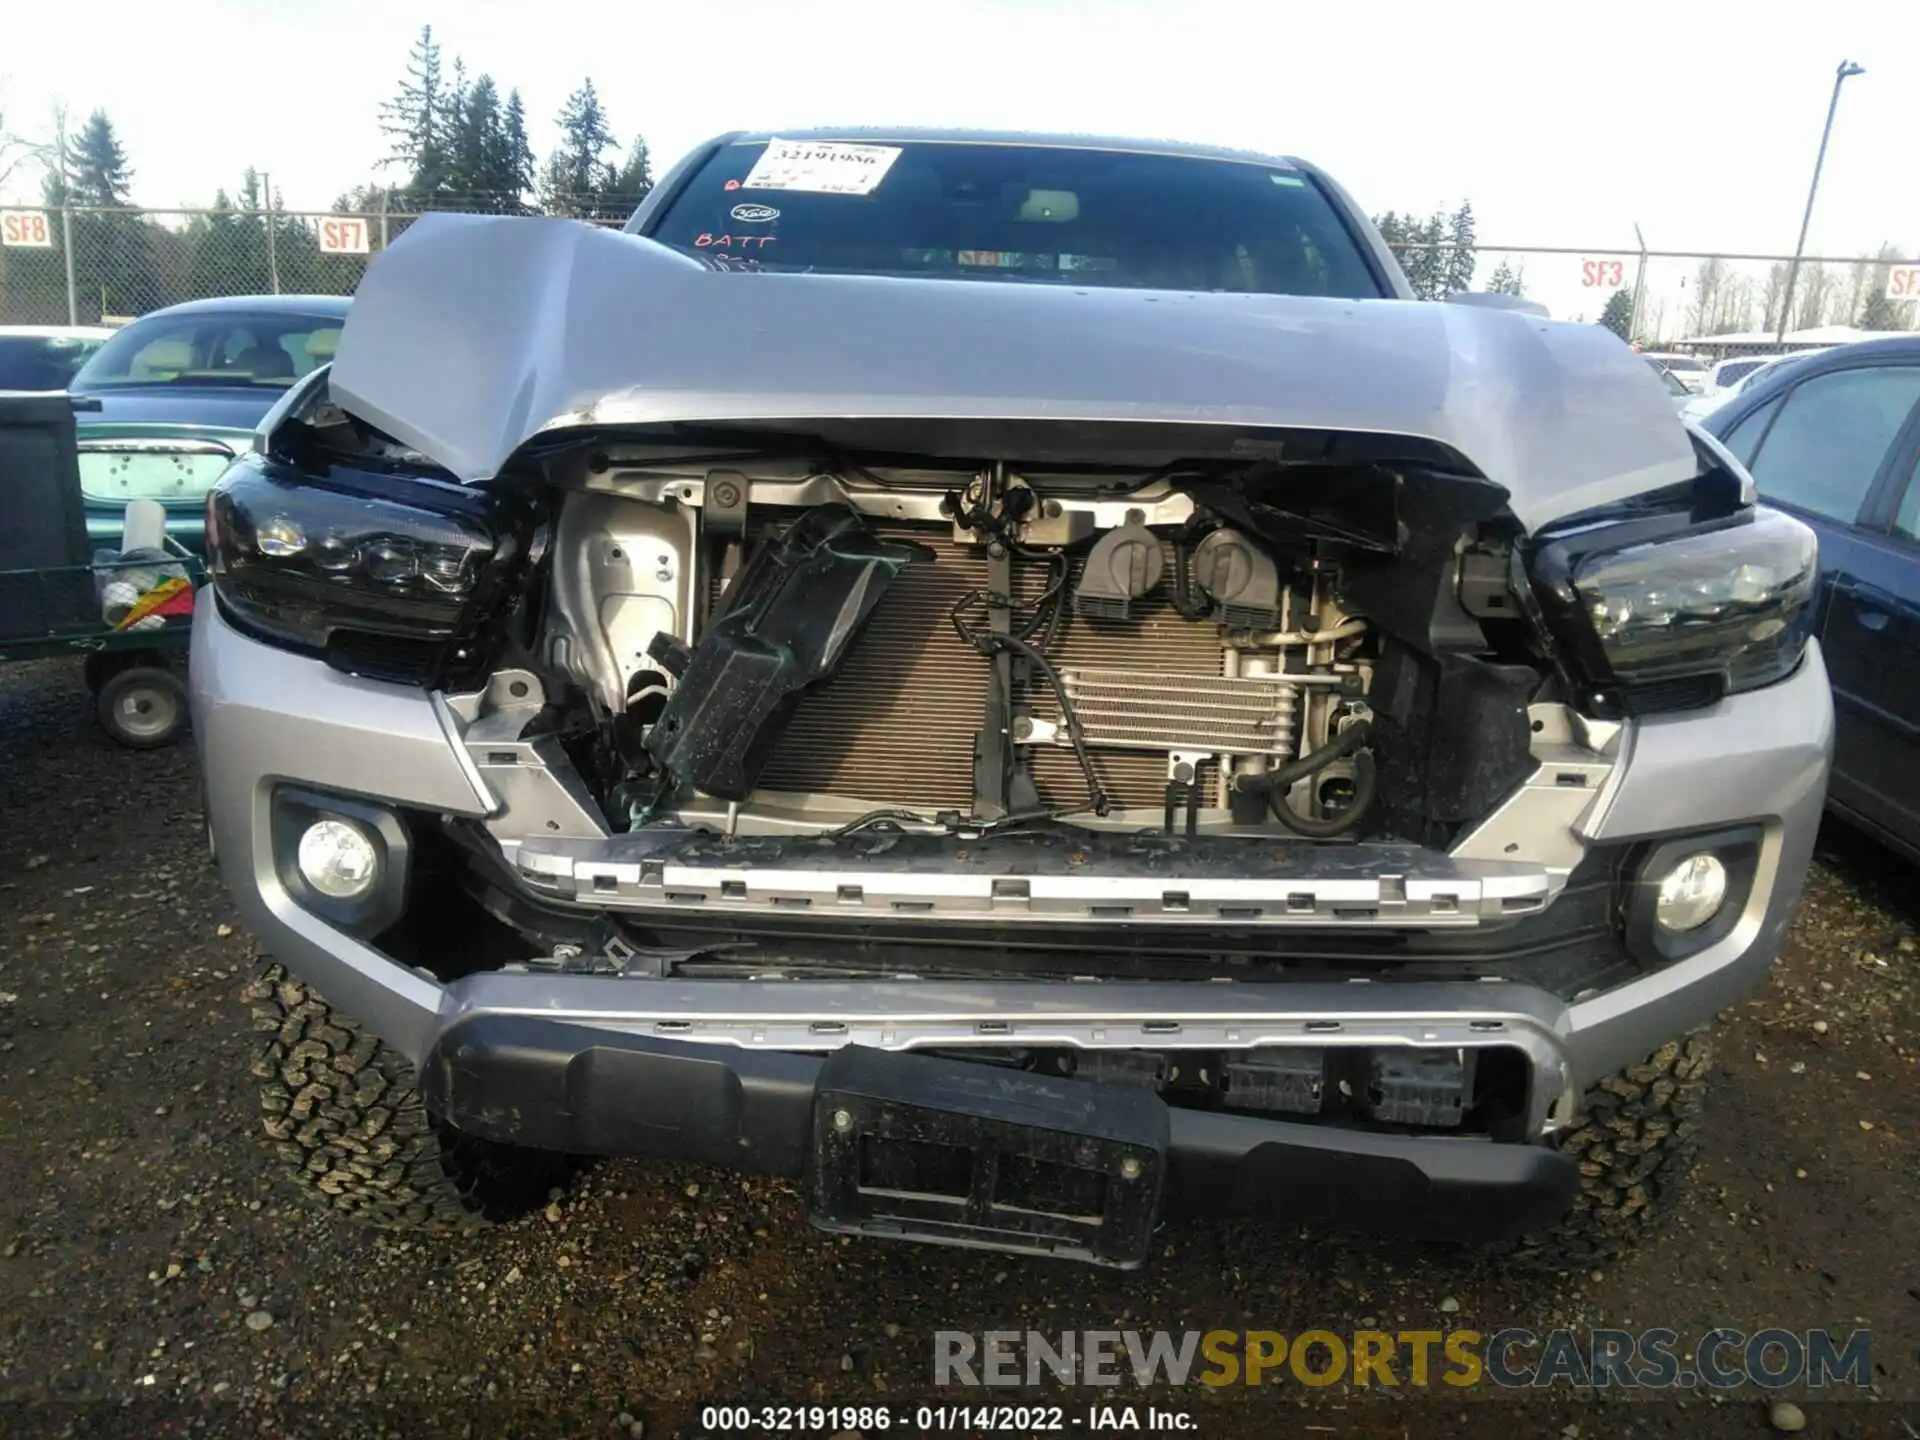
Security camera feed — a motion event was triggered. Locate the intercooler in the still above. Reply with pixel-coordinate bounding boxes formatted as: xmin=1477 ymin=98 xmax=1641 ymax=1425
xmin=743 ymin=524 xmax=1229 ymax=812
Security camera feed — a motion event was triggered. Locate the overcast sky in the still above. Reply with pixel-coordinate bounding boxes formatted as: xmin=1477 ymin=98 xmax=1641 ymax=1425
xmin=4 ymin=0 xmax=1914 ymax=325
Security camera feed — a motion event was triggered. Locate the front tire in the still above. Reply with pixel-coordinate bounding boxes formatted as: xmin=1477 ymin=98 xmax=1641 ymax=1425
xmin=244 ymin=961 xmax=567 ymax=1229
xmin=1513 ymin=1030 xmax=1712 ymax=1268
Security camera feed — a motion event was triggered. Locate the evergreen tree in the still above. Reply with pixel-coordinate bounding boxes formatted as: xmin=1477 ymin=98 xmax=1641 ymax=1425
xmin=1598 ymin=288 xmax=1635 ymax=340
xmin=1442 ymin=201 xmax=1476 ymax=295
xmin=265 ymin=172 xmax=324 ymax=292
xmin=1373 ymin=203 xmax=1480 ymax=300
xmin=1858 ymin=244 xmax=1916 ymax=331
xmin=332 ymin=181 xmax=398 ymax=214
xmin=437 ymin=59 xmax=468 ymax=200
xmin=1485 ymin=260 xmax=1525 ymax=296
xmin=185 ymin=188 xmax=262 ymax=297
xmin=379 ymin=25 xmax=449 ymax=199
xmin=497 ymin=90 xmax=536 ymax=213
xmin=609 ymin=135 xmax=653 ymax=211
xmin=1406 ymin=214 xmax=1445 ymax=299
xmin=449 ymin=72 xmax=500 ymax=206
xmin=59 ymin=109 xmax=159 ymax=318
xmin=69 ymin=109 xmax=134 ymax=205
xmin=542 ymin=79 xmax=617 ymax=217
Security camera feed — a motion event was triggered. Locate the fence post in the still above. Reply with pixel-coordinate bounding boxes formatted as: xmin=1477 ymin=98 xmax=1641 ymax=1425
xmin=263 ymin=172 xmax=281 ymax=294
xmin=1628 ymin=224 xmax=1649 ymax=343
xmin=378 ymin=191 xmax=389 ymax=251
xmin=59 ymin=204 xmax=78 ymax=326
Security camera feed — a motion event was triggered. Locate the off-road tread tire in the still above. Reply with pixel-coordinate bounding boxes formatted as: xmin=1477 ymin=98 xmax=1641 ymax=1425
xmin=1512 ymin=1029 xmax=1712 ymax=1268
xmin=244 ymin=960 xmax=564 ymax=1230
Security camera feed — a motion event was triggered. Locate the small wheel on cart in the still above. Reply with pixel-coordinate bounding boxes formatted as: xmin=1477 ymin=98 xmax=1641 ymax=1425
xmin=97 ymin=666 xmax=188 ymax=749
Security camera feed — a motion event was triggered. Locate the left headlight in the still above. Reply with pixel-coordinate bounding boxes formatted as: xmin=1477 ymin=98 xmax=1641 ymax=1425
xmin=1529 ymin=505 xmax=1818 ymax=716
xmin=207 ymin=455 xmax=502 ymax=683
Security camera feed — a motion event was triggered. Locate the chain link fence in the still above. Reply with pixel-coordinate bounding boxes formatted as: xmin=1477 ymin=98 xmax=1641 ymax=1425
xmin=3 ymin=203 xmax=1914 ymax=351
xmin=0 ymin=203 xmax=627 ymax=326
xmin=1375 ymin=240 xmax=1918 ymax=351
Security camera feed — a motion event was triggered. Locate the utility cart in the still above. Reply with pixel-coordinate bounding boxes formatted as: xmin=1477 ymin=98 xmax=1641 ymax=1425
xmin=0 ymin=391 xmax=200 ymax=748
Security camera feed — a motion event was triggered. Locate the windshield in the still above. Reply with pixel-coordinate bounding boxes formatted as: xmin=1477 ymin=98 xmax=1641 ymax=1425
xmin=1655 ymin=355 xmax=1706 ymax=373
xmin=1716 ymin=360 xmax=1765 ymax=386
xmin=648 ymin=139 xmax=1386 ymax=297
xmin=0 ymin=334 xmax=104 ymax=390
xmin=73 ymin=309 xmax=344 ymax=391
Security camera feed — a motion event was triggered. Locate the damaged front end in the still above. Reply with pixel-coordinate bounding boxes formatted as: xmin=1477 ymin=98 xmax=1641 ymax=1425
xmin=213 ymin=380 xmax=1651 ymax=934
xmin=545 ymin=446 xmax=1556 ymax=854
xmin=204 ymin=366 xmax=1829 ymax=1266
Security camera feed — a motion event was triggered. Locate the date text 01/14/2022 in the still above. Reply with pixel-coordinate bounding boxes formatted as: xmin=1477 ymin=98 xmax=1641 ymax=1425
xmin=698 ymin=1404 xmax=1198 ymax=1431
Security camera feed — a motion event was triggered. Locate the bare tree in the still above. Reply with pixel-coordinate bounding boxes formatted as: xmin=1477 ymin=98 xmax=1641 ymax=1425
xmin=1837 ymin=254 xmax=1876 ymax=327
xmin=1685 ymin=258 xmax=1725 ymax=336
xmin=0 ymin=83 xmax=55 ymax=197
xmin=1713 ymin=273 xmax=1756 ymax=334
xmin=1793 ymin=263 xmax=1834 ymax=331
xmin=1760 ymin=262 xmax=1790 ymax=336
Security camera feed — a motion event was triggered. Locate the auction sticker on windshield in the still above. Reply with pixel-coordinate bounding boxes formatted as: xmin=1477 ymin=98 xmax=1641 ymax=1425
xmin=743 ymin=139 xmax=903 ymax=195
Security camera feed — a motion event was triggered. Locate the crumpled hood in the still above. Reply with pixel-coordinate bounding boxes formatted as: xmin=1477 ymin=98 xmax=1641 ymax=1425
xmin=328 ymin=212 xmax=1698 ymax=531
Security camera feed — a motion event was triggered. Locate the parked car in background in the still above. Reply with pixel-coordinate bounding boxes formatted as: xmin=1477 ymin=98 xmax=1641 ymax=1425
xmin=68 ymin=295 xmax=350 ymax=551
xmin=1681 ymin=351 xmax=1827 ymax=422
xmin=1701 ymin=337 xmax=1920 ymax=860
xmin=1640 ymin=351 xmax=1709 ymax=393
xmin=1652 ymin=363 xmax=1693 ymax=411
xmin=1706 ymin=352 xmax=1793 ymax=395
xmin=1681 ymin=353 xmax=1814 ymax=422
xmin=0 ymin=325 xmax=113 ymax=390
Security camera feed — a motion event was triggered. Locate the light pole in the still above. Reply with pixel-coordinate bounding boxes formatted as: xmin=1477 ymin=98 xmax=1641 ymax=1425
xmin=1776 ymin=60 xmax=1864 ymax=345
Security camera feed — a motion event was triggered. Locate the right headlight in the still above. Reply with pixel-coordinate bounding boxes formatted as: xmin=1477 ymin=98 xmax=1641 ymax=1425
xmin=206 ymin=453 xmax=508 ymax=685
xmin=1528 ymin=505 xmax=1818 ymax=717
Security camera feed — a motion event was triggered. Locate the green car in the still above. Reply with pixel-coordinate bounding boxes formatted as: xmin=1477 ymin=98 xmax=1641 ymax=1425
xmin=69 ymin=294 xmax=351 ymax=552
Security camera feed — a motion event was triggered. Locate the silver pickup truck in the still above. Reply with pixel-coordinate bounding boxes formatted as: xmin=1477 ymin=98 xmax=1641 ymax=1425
xmin=195 ymin=130 xmax=1828 ymax=1269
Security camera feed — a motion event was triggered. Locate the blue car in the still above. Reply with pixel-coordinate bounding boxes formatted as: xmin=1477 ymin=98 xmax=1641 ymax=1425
xmin=1701 ymin=337 xmax=1920 ymax=859
xmin=69 ymin=294 xmax=351 ymax=552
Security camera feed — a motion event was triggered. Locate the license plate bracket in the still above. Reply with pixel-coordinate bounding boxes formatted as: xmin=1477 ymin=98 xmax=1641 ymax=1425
xmin=809 ymin=1047 xmax=1168 ymax=1268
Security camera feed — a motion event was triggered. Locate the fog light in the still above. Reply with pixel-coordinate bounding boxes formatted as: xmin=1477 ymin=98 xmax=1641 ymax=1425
xmin=1655 ymin=853 xmax=1728 ymax=933
xmin=296 ymin=819 xmax=378 ymax=900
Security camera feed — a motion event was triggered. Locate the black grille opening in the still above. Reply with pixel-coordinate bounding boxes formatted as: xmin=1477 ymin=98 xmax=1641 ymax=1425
xmin=325 ymin=630 xmax=444 ymax=685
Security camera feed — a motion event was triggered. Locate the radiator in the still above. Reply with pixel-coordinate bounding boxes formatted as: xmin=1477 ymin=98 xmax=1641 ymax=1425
xmin=747 ymin=524 xmax=1228 ymax=811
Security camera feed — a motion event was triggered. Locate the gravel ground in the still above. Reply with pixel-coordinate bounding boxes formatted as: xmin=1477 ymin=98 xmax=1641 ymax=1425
xmin=1 ymin=656 xmax=1917 ymax=1439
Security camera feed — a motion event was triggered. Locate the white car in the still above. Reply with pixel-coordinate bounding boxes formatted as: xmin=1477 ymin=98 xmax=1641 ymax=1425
xmin=0 ymin=324 xmax=114 ymax=390
xmin=1640 ymin=351 xmax=1710 ymax=393
xmin=1703 ymin=353 xmax=1793 ymax=395
xmin=1679 ymin=351 xmax=1820 ymax=422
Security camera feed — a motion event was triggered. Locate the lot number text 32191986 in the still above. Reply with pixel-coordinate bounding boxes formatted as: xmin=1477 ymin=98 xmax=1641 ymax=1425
xmin=700 ymin=1404 xmax=1197 ymax=1431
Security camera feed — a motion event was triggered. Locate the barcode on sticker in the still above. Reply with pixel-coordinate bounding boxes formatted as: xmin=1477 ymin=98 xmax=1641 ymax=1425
xmin=742 ymin=139 xmax=903 ymax=196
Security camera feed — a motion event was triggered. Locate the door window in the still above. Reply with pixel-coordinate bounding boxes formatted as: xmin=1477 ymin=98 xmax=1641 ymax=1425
xmin=1743 ymin=366 xmax=1920 ymax=524
xmin=1894 ymin=453 xmax=1920 ymax=544
xmin=1721 ymin=397 xmax=1779 ymax=466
